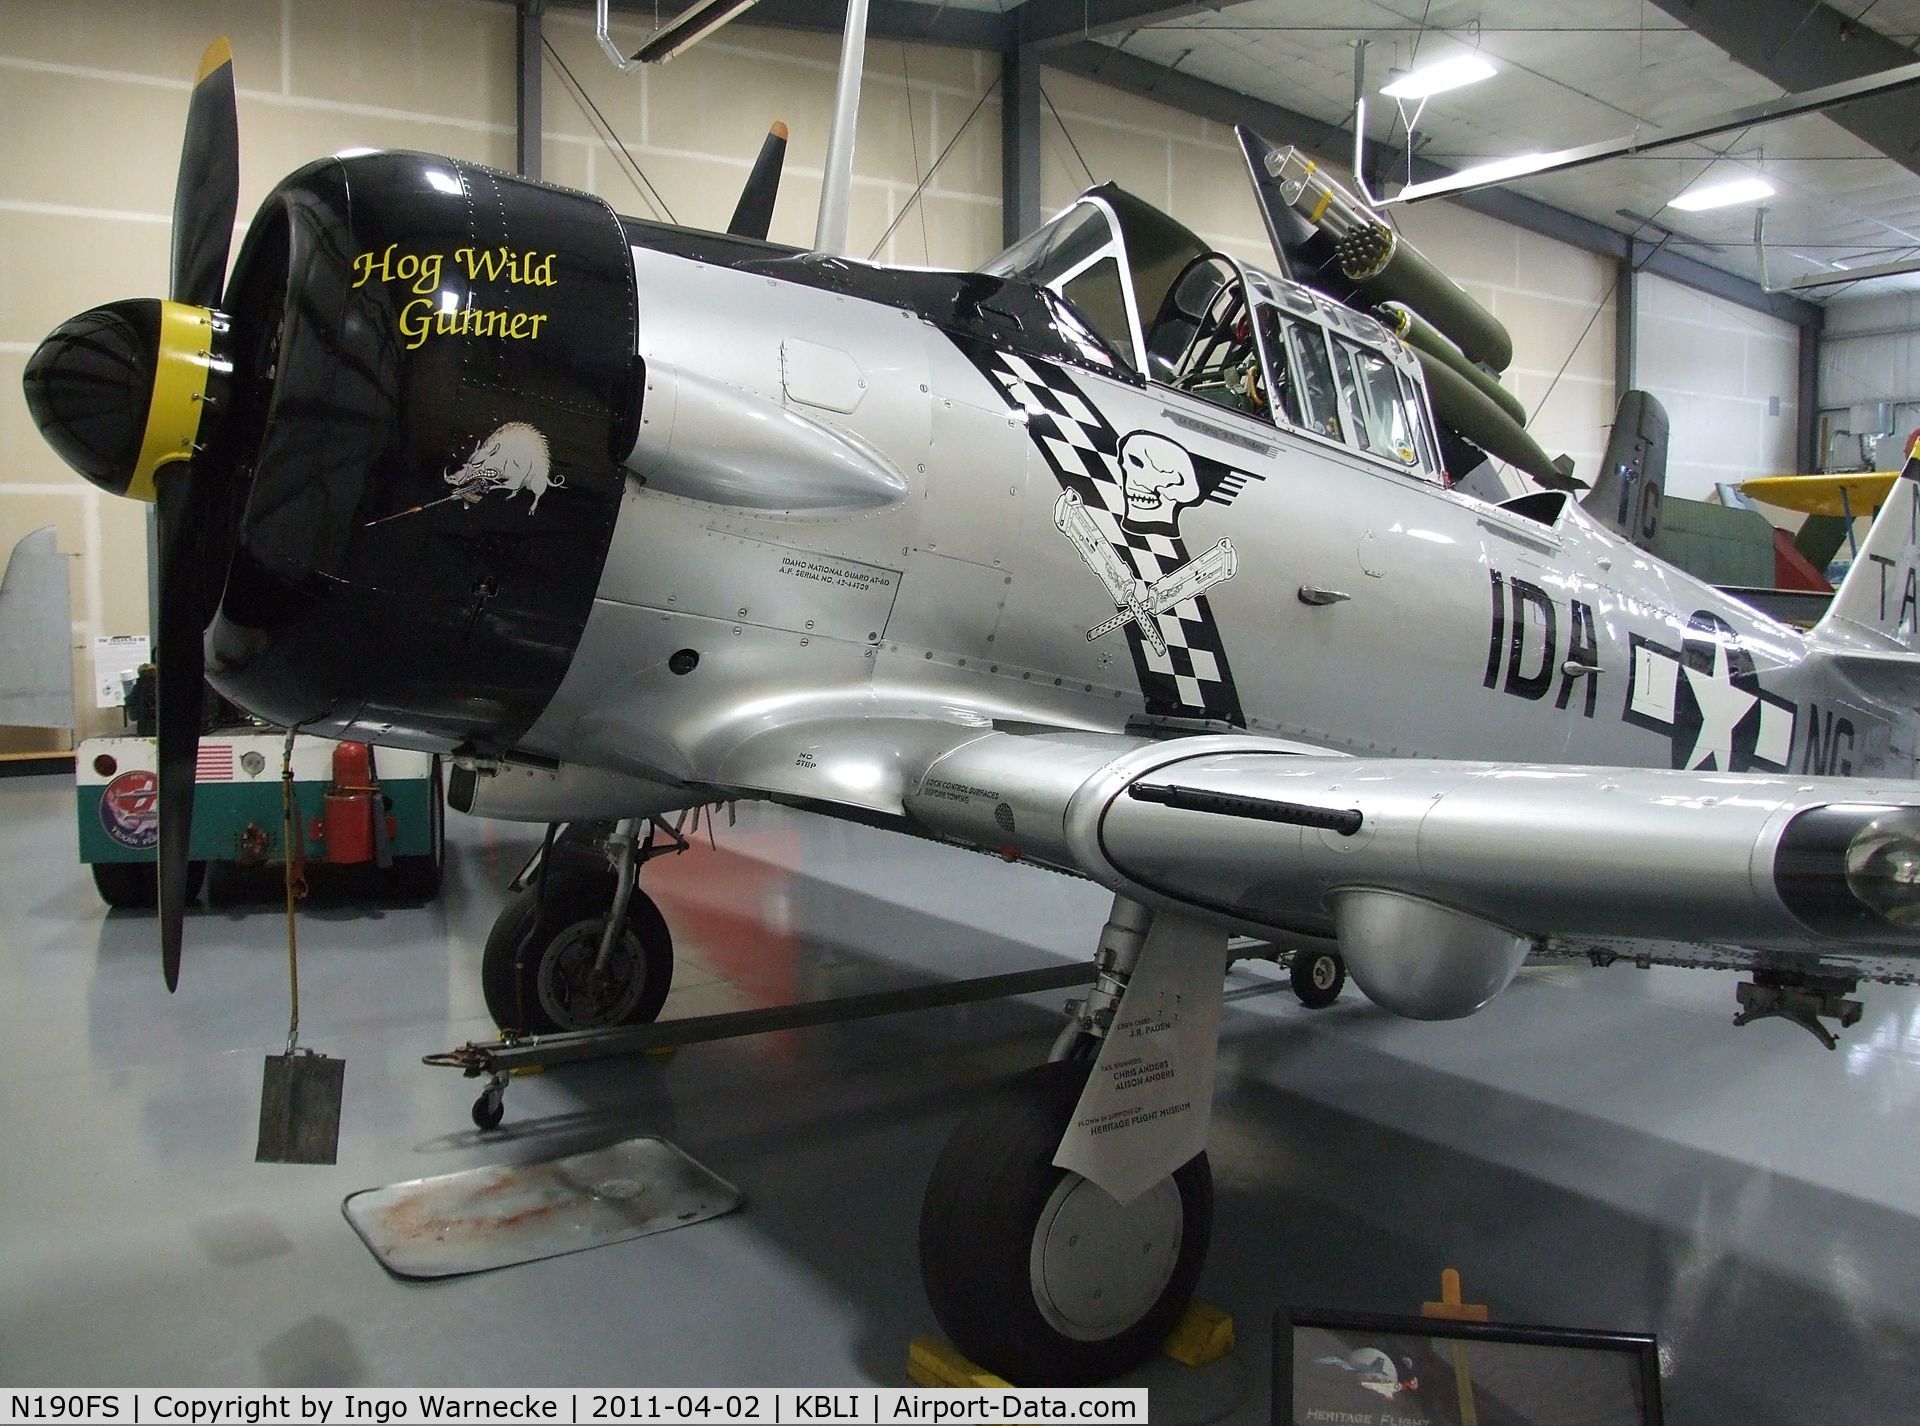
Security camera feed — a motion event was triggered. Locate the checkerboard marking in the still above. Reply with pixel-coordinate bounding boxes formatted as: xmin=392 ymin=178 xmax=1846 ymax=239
xmin=971 ymin=347 xmax=1244 ymax=724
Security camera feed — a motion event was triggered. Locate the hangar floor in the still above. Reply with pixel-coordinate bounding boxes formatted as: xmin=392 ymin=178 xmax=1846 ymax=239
xmin=4 ymin=770 xmax=1920 ymax=1423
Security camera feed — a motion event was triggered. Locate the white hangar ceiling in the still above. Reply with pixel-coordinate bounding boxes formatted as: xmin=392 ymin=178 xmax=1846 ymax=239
xmin=609 ymin=0 xmax=1920 ymax=304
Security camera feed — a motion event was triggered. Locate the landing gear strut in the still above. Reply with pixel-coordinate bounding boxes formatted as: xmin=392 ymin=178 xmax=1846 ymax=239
xmin=918 ymin=897 xmax=1222 ymax=1384
xmin=479 ymin=818 xmax=678 ymax=1036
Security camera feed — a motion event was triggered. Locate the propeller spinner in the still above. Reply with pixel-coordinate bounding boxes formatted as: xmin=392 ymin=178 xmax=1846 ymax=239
xmin=21 ymin=38 xmax=241 ymax=990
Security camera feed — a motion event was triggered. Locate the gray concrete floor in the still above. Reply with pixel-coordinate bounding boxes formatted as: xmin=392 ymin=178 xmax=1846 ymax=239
xmin=4 ymin=771 xmax=1920 ymax=1422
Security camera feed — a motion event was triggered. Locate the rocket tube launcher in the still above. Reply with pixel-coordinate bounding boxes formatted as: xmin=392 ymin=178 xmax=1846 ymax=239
xmin=1377 ymin=301 xmax=1528 ymax=427
xmin=1263 ymin=147 xmax=1514 ymax=373
xmin=1335 ymin=222 xmax=1514 ymax=373
xmin=1412 ymin=348 xmax=1575 ymax=490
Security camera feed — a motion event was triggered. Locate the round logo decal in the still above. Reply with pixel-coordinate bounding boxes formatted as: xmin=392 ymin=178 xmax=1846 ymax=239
xmin=100 ymin=769 xmax=160 ymax=850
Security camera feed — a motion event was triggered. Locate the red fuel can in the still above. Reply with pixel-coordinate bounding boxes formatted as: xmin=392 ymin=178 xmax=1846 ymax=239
xmin=320 ymin=741 xmax=377 ymax=864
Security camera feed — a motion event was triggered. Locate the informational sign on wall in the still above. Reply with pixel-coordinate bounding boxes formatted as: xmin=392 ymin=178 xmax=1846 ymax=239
xmin=92 ymin=634 xmax=149 ymax=710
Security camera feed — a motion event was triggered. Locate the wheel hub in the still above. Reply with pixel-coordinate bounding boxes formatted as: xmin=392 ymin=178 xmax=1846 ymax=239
xmin=1311 ymin=955 xmax=1338 ymax=991
xmin=1029 ymin=1173 xmax=1183 ymax=1341
xmin=536 ymin=920 xmax=646 ymax=1029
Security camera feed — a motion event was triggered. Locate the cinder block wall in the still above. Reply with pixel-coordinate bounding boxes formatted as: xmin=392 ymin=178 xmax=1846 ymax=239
xmin=1395 ymin=201 xmax=1617 ymax=484
xmin=0 ymin=0 xmax=518 ymax=749
xmin=1638 ymin=272 xmax=1801 ymax=499
xmin=539 ymin=12 xmax=1004 ymax=266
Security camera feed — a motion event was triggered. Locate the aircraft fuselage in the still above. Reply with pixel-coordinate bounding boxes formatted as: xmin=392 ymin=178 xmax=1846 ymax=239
xmin=509 ymin=223 xmax=1910 ymax=808
xmin=192 ymin=153 xmax=1913 ymax=822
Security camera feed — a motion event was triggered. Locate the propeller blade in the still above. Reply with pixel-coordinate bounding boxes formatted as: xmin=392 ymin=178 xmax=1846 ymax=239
xmin=153 ymin=470 xmax=208 ymax=992
xmin=171 ymin=37 xmax=239 ymax=307
xmin=726 ymin=122 xmax=788 ymax=241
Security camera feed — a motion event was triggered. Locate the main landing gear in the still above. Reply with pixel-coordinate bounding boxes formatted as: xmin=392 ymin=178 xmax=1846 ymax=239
xmin=918 ymin=897 xmax=1220 ymax=1385
xmin=465 ymin=839 xmax=1230 ymax=1386
xmin=441 ymin=805 xmax=1099 ymax=1133
xmin=919 ymin=1059 xmax=1213 ymax=1384
xmin=480 ymin=818 xmax=679 ymax=1037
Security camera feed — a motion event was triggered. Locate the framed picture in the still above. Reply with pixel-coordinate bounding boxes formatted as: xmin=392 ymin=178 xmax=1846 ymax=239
xmin=1274 ymin=1308 xmax=1663 ymax=1426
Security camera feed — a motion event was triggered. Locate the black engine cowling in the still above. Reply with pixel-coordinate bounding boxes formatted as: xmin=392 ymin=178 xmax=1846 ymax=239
xmin=207 ymin=151 xmax=639 ymax=751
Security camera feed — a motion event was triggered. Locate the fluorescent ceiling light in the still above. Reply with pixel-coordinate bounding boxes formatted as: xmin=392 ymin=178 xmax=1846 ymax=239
xmin=1444 ymin=151 xmax=1549 ymax=186
xmin=633 ymin=0 xmax=763 ymax=63
xmin=1669 ymin=175 xmax=1775 ymax=211
xmin=1380 ymin=55 xmax=1497 ymax=100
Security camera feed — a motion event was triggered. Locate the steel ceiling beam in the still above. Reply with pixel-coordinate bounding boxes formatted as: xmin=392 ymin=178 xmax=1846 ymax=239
xmin=1003 ymin=41 xmax=1043 ymax=247
xmin=1616 ymin=255 xmax=1638 ymax=396
xmin=1800 ymin=307 xmax=1824 ymax=473
xmin=537 ymin=0 xmax=1819 ymax=326
xmin=516 ymin=0 xmax=544 ymax=180
xmin=1014 ymin=1 xmax=1240 ymax=50
xmin=570 ymin=0 xmax=1012 ymax=49
xmin=1646 ymin=0 xmax=1920 ymax=175
xmin=1381 ymin=59 xmax=1920 ymax=206
xmin=1046 ymin=41 xmax=1821 ymax=329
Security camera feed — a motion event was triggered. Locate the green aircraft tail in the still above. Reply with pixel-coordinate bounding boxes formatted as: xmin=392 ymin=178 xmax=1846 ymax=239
xmin=1584 ymin=390 xmax=1669 ymax=549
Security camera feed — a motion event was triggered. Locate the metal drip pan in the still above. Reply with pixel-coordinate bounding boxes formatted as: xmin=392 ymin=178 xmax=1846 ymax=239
xmin=344 ymin=1137 xmax=743 ymax=1278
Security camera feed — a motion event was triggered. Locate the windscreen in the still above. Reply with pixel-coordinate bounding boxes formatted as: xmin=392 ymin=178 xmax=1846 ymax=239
xmin=982 ymin=202 xmax=1140 ymax=371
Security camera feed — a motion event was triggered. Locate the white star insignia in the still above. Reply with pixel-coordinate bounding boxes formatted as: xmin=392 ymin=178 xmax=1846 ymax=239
xmin=1681 ymin=639 xmax=1757 ymax=770
xmin=1622 ymin=617 xmax=1797 ymax=773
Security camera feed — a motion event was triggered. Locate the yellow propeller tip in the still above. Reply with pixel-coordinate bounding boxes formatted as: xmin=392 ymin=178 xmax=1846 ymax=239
xmin=770 ymin=121 xmax=790 ymax=141
xmin=195 ymin=36 xmax=232 ymax=85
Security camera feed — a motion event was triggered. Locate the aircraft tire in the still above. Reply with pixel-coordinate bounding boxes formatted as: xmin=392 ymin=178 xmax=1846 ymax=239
xmin=918 ymin=1059 xmax=1211 ymax=1385
xmin=1290 ymin=947 xmax=1346 ymax=1008
xmin=93 ymin=859 xmax=204 ymax=909
xmin=480 ymin=859 xmax=673 ymax=1034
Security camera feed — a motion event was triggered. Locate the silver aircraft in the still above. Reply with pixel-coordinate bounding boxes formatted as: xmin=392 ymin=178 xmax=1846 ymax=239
xmin=23 ymin=38 xmax=1920 ymax=1386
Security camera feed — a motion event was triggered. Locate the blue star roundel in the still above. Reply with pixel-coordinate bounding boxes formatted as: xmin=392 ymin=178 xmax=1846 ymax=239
xmin=1622 ymin=610 xmax=1796 ymax=772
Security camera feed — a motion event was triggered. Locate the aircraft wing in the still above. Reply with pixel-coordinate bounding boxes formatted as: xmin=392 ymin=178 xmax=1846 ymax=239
xmin=1740 ymin=472 xmax=1897 ymax=517
xmin=1530 ymin=933 xmax=1920 ymax=988
xmin=861 ymin=726 xmax=1920 ymax=1017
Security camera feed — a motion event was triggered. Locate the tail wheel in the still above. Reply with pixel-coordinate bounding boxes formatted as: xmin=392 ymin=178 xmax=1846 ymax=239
xmin=1290 ymin=947 xmax=1346 ymax=1008
xmin=919 ymin=1059 xmax=1212 ymax=1385
xmin=480 ymin=856 xmax=673 ymax=1034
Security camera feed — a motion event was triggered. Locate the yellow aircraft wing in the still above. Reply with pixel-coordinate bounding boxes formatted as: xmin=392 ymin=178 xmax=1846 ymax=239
xmin=1738 ymin=471 xmax=1898 ymax=517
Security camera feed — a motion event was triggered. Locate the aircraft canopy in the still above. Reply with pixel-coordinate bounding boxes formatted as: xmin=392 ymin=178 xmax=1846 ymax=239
xmin=986 ymin=187 xmax=1444 ymax=481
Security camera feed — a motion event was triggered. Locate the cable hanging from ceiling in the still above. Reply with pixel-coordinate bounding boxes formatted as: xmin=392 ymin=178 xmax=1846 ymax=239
xmin=542 ymin=35 xmax=678 ymax=225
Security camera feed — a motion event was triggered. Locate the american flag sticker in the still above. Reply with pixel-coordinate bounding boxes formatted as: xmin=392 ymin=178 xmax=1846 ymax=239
xmin=195 ymin=744 xmax=235 ymax=781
